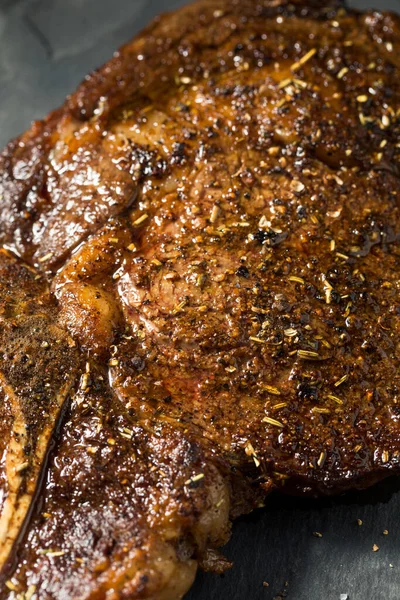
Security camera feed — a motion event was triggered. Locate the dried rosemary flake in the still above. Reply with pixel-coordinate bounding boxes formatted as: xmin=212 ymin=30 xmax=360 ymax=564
xmin=273 ymin=402 xmax=288 ymax=411
xmin=273 ymin=471 xmax=290 ymax=480
xmin=24 ymin=587 xmax=37 ymax=600
xmin=38 ymin=549 xmax=66 ymax=557
xmin=297 ymin=349 xmax=320 ymax=359
xmin=291 ymin=48 xmax=317 ymax=72
xmin=293 ymin=78 xmax=308 ymax=89
xmin=337 ymin=66 xmax=349 ymax=79
xmin=278 ymin=77 xmax=292 ymax=89
xmin=5 ymin=581 xmax=18 ymax=591
xmin=133 ymin=213 xmax=148 ymax=226
xmin=354 ymin=444 xmax=363 ymax=453
xmin=334 ymin=374 xmax=348 ymax=387
xmin=245 ymin=441 xmax=256 ymax=456
xmin=173 ymin=300 xmax=187 ymax=314
xmin=317 ymin=452 xmax=326 ymax=467
xmin=263 ymin=385 xmax=281 ymax=396
xmin=262 ymin=416 xmax=284 ymax=428
xmin=196 ymin=274 xmax=205 ymax=287
xmin=80 ymin=373 xmax=89 ymax=392
xmin=151 ymin=258 xmax=162 ymax=267
xmin=324 ymin=286 xmax=332 ymax=305
xmin=312 ymin=407 xmax=330 ymax=414
xmin=185 ymin=473 xmax=205 ymax=485
xmin=118 ymin=427 xmax=133 ymax=440
xmin=250 ymin=336 xmax=266 ymax=344
xmin=210 ymin=205 xmax=220 ymax=223
xmin=327 ymin=394 xmax=344 ymax=405
xmin=343 ymin=301 xmax=352 ymax=318
xmin=38 ymin=252 xmax=53 ymax=263
xmin=288 ymin=276 xmax=304 ymax=284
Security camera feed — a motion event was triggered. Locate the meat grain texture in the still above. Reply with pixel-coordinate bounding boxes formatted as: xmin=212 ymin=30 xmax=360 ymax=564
xmin=0 ymin=0 xmax=400 ymax=598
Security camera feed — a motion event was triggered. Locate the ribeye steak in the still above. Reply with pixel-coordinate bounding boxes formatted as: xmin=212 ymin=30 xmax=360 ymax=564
xmin=1 ymin=0 xmax=400 ymax=598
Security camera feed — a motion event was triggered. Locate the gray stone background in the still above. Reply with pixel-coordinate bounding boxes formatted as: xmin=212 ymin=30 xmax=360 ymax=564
xmin=1 ymin=1 xmax=400 ymax=599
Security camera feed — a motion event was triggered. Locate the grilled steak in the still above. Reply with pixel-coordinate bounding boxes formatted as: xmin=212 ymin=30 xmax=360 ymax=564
xmin=0 ymin=251 xmax=78 ymax=572
xmin=1 ymin=0 xmax=400 ymax=597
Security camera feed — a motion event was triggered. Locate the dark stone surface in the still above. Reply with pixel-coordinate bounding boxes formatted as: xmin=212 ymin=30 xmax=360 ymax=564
xmin=1 ymin=1 xmax=400 ymax=599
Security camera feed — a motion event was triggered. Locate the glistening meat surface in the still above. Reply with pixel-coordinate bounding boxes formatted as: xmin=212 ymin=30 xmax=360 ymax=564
xmin=1 ymin=0 xmax=400 ymax=598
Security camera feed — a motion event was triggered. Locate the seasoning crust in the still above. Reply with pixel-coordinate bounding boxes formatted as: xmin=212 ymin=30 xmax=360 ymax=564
xmin=1 ymin=0 xmax=400 ymax=598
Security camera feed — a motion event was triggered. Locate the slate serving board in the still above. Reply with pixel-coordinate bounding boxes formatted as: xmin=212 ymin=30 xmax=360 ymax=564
xmin=0 ymin=1 xmax=400 ymax=599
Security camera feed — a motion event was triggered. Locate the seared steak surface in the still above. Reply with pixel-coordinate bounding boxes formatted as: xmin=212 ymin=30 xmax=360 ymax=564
xmin=1 ymin=0 xmax=400 ymax=598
